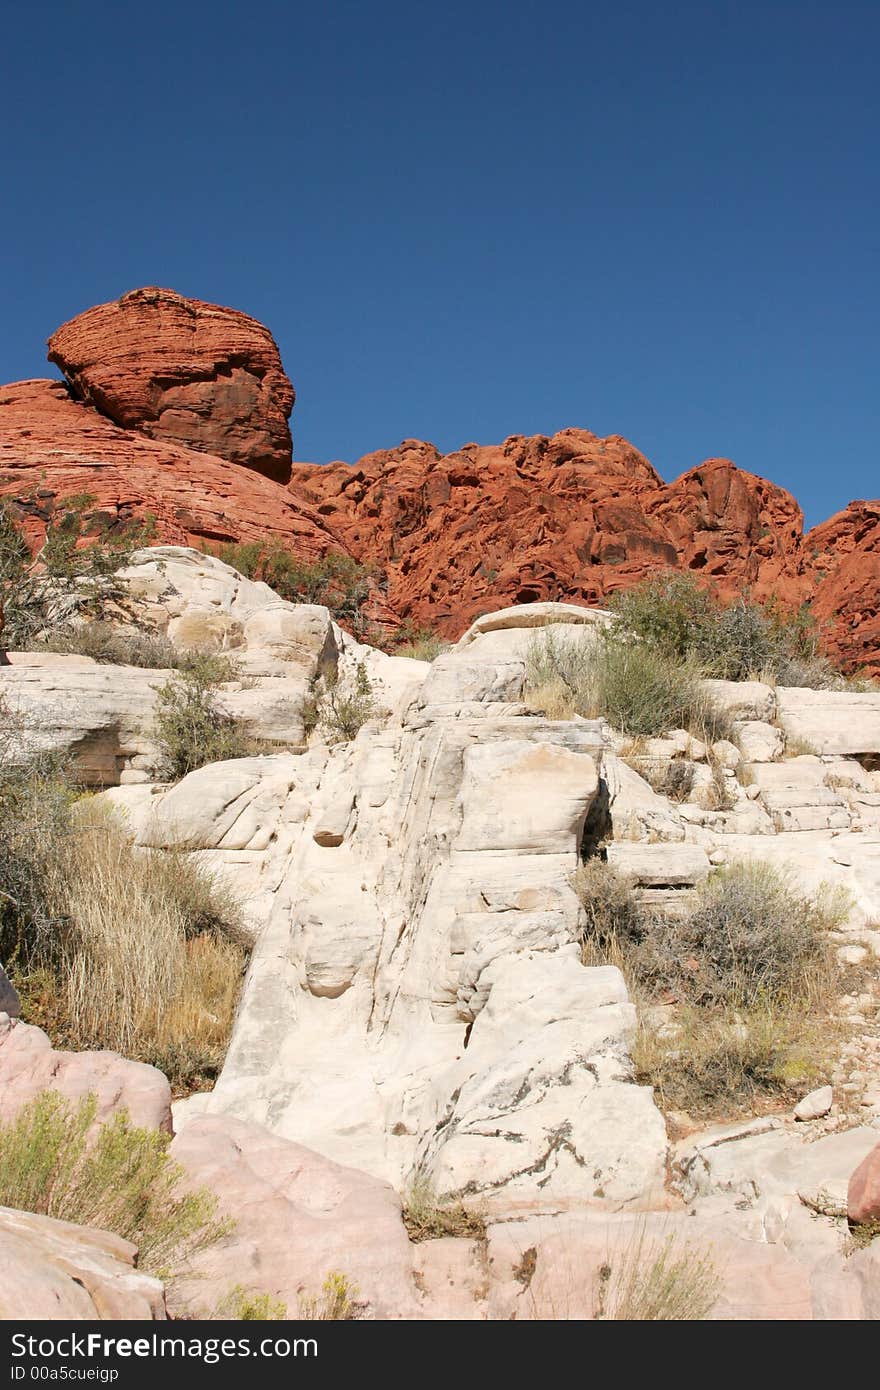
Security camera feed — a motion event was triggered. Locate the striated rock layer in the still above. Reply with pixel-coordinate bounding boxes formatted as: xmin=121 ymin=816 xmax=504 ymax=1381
xmin=0 ymin=379 xmax=337 ymax=559
xmin=48 ymin=287 xmax=295 ymax=483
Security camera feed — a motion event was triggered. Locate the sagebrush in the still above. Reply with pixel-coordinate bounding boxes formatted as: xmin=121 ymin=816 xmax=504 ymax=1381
xmin=154 ymin=656 xmax=255 ymax=778
xmin=0 ymin=1090 xmax=229 ymax=1275
xmin=524 ymin=628 xmax=731 ymax=740
xmin=203 ymin=541 xmax=377 ymax=636
xmin=608 ymin=571 xmax=840 ymax=689
xmin=573 ymin=857 xmax=846 ymax=1117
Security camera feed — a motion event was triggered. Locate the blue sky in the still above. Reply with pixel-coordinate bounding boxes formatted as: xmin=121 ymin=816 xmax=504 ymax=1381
xmin=2 ymin=1 xmax=877 ymax=528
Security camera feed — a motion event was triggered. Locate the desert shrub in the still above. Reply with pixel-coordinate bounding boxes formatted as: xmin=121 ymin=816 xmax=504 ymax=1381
xmin=394 ymin=632 xmax=450 ymax=662
xmin=608 ymin=571 xmax=840 ymax=688
xmin=667 ymin=861 xmax=842 ymax=1006
xmin=299 ymin=1272 xmax=359 ymax=1320
xmin=205 ymin=541 xmax=377 ymax=636
xmin=598 ymin=1228 xmax=720 ymax=1320
xmin=0 ymin=495 xmax=154 ymax=652
xmin=154 ymin=657 xmax=254 ymax=778
xmin=524 ymin=630 xmax=730 ymax=740
xmin=573 ymin=857 xmax=845 ymax=1118
xmin=0 ymin=702 xmax=72 ymax=970
xmin=0 ymin=1091 xmax=229 ymax=1275
xmin=571 ymin=859 xmax=645 ymax=966
xmin=402 ymin=1173 xmax=486 ymax=1243
xmin=634 ymin=1003 xmax=827 ymax=1118
xmin=596 ymin=642 xmax=727 ymax=740
xmin=306 ymin=662 xmax=376 ymax=743
xmin=215 ymin=1286 xmax=287 ymax=1320
xmin=607 ymin=572 xmax=716 ymax=664
xmin=582 ymin=860 xmax=838 ymax=1008
xmin=35 ymin=622 xmax=182 ymax=670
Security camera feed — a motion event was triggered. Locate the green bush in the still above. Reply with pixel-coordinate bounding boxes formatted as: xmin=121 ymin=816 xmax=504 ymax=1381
xmin=204 ymin=542 xmax=377 ymax=636
xmin=0 ymin=495 xmax=154 ymax=652
xmin=608 ymin=571 xmax=840 ymax=688
xmin=306 ymin=662 xmax=377 ymax=743
xmin=0 ymin=1091 xmax=229 ymax=1276
xmin=154 ymin=657 xmax=254 ymax=778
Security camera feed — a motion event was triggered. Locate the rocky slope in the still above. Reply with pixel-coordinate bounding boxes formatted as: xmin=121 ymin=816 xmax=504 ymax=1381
xmin=2 ymin=555 xmax=879 ymax=1318
xmin=1 ymin=287 xmax=877 ymax=673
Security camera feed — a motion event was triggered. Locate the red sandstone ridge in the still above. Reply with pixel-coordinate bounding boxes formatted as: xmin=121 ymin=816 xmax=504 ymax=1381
xmin=48 ymin=288 xmax=295 ymax=484
xmin=292 ymin=431 xmax=805 ymax=622
xmin=0 ymin=379 xmax=336 ymax=560
xmin=292 ymin=432 xmax=878 ymax=674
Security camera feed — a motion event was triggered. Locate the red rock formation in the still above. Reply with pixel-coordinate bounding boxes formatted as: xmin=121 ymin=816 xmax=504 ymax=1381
xmin=807 ymin=501 xmax=880 ymax=678
xmin=0 ymin=288 xmax=876 ymax=673
xmin=0 ymin=379 xmax=336 ymax=560
xmin=48 ymin=287 xmax=295 ymax=483
xmin=291 ymin=430 xmax=812 ymax=631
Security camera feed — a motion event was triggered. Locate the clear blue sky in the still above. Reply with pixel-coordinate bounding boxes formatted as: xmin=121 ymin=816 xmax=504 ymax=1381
xmin=2 ymin=1 xmax=877 ymax=528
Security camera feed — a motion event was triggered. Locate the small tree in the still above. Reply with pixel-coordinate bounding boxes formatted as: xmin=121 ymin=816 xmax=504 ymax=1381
xmin=0 ymin=493 xmax=154 ymax=654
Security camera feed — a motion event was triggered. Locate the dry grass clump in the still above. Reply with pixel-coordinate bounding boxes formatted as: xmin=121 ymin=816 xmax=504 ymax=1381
xmin=214 ymin=1285 xmax=288 ymax=1320
xmin=0 ymin=1090 xmax=229 ymax=1276
xmin=4 ymin=765 xmax=247 ymax=1093
xmin=35 ymin=622 xmax=182 ymax=669
xmin=596 ymin=1228 xmax=721 ymax=1320
xmin=51 ymin=803 xmax=246 ymax=1090
xmin=393 ymin=634 xmax=450 ymax=662
xmin=573 ymin=857 xmax=848 ymax=1119
xmin=402 ymin=1173 xmax=487 ymax=1243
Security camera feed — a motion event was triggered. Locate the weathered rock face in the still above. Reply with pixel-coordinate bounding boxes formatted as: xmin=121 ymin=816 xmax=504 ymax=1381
xmin=0 ymin=1207 xmax=166 ymax=1320
xmin=168 ymin=1117 xmax=420 ymax=1320
xmin=292 ymin=433 xmax=877 ymax=672
xmin=0 ymin=380 xmax=337 ymax=560
xmin=0 ymin=1017 xmax=172 ymax=1133
xmin=48 ymin=287 xmax=295 ymax=483
xmin=2 ymin=289 xmax=876 ymax=671
xmin=0 ymin=548 xmax=422 ymax=791
xmin=807 ymin=501 xmax=880 ymax=679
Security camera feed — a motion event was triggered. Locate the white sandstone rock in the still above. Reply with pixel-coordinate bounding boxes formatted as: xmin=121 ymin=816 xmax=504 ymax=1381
xmin=794 ymin=1086 xmax=833 ymax=1122
xmin=776 ymin=687 xmax=880 ymax=758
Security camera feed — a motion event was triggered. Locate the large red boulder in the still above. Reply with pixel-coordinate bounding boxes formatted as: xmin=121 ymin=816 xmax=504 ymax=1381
xmin=848 ymin=1141 xmax=880 ymax=1227
xmin=48 ymin=287 xmax=295 ymax=483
